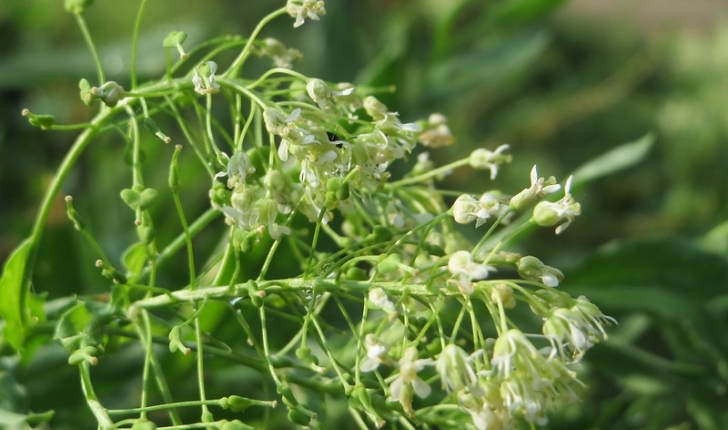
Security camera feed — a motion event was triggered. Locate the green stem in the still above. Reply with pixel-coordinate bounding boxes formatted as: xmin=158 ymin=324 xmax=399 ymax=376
xmin=79 ymin=362 xmax=114 ymax=428
xmin=131 ymin=278 xmax=456 ymax=310
xmin=136 ymin=208 xmax=219 ymax=281
xmin=225 ymin=7 xmax=288 ymax=76
xmin=390 ymin=158 xmax=470 ymax=187
xmin=74 ymin=13 xmax=105 ymax=84
xmin=130 ymin=0 xmax=150 ymax=90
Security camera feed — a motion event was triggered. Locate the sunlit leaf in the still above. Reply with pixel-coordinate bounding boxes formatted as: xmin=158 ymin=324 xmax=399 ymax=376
xmin=0 ymin=239 xmax=33 ymax=352
xmin=571 ymin=133 xmax=655 ymax=188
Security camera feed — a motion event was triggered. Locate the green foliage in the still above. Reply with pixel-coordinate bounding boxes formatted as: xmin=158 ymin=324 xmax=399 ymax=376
xmin=557 ymin=237 xmax=728 ymax=429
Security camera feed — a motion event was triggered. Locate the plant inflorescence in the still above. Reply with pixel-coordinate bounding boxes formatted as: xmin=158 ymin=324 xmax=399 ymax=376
xmin=1 ymin=1 xmax=614 ymax=429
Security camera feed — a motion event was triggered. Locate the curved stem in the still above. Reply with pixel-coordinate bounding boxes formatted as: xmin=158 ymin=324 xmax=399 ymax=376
xmin=225 ymin=7 xmax=288 ymax=76
xmin=130 ymin=0 xmax=150 ymax=90
xmin=74 ymin=13 xmax=105 ymax=84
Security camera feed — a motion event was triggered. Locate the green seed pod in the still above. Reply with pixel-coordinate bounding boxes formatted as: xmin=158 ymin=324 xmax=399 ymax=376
xmin=372 ymin=225 xmax=393 ymax=242
xmin=222 ymin=395 xmax=254 ymax=412
xmin=220 ymin=420 xmax=250 ymax=430
xmin=168 ymin=145 xmax=182 ymax=190
xmin=336 ymin=181 xmax=350 ymax=200
xmin=200 ymin=411 xmax=214 ymax=423
xmin=65 ymin=197 xmax=85 ymax=231
xmin=137 ymin=188 xmax=159 ymax=211
xmin=295 ymin=346 xmax=311 ymax=360
xmin=345 ymin=266 xmax=367 ymax=280
xmin=138 ymin=225 xmax=155 ymax=245
xmin=21 ymin=109 xmax=55 ymax=130
xmin=162 ymin=31 xmax=187 ymax=48
xmin=427 ymin=243 xmax=445 ymax=257
xmin=277 ymin=385 xmax=298 ymax=407
xmin=246 ymin=281 xmax=263 ymax=308
xmin=377 ymin=254 xmax=401 ymax=274
xmin=326 ymin=177 xmax=343 ymax=193
xmin=287 ymin=405 xmax=314 ymax=426
xmin=130 ymin=419 xmax=157 ymax=430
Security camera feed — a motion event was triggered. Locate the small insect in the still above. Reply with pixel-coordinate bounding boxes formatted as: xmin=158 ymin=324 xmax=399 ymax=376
xmin=327 ymin=131 xmax=345 ymax=149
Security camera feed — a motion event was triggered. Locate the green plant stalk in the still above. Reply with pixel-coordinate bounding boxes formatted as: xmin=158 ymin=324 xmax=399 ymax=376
xmin=390 ymin=157 xmax=471 ymax=187
xmin=134 ymin=310 xmax=154 ymax=420
xmin=131 ymin=278 xmax=465 ymax=310
xmin=79 ymin=362 xmax=114 ymax=428
xmin=130 ymin=0 xmax=150 ymax=90
xmin=74 ymin=12 xmax=105 ymax=84
xmin=225 ymin=7 xmax=288 ymax=76
xmin=258 ymin=305 xmax=284 ymax=386
xmin=310 ymin=306 xmax=352 ymax=391
xmin=21 ymin=109 xmax=113 ymax=292
xmin=147 ymin=348 xmax=183 ymax=425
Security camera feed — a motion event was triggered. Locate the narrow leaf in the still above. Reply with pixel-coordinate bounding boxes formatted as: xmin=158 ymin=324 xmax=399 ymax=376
xmin=0 ymin=239 xmax=33 ymax=352
xmin=571 ymin=133 xmax=655 ymax=188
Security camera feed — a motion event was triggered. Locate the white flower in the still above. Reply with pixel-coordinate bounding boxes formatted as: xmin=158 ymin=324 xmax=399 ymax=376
xmin=287 ymin=0 xmax=326 ymax=28
xmin=192 ymin=61 xmax=221 ymax=95
xmin=469 ymin=144 xmax=511 ymax=180
xmin=192 ymin=70 xmax=204 ymax=94
xmin=419 ymin=113 xmax=455 ymax=148
xmin=205 ymin=61 xmax=220 ymax=91
xmin=361 ymin=334 xmax=389 ymax=372
xmin=219 ymin=151 xmax=255 ymax=188
xmin=261 ymin=38 xmax=302 ymax=69
xmin=544 ymin=296 xmax=616 ymax=361
xmin=452 ymin=193 xmax=506 ymax=228
xmin=368 ymin=287 xmax=395 ymax=312
xmin=517 ymin=255 xmax=564 ymax=287
xmin=532 ymin=176 xmax=581 ymax=234
xmin=509 ymin=165 xmax=561 ymax=210
xmin=263 ymin=108 xmax=317 ymax=162
xmin=389 ymin=347 xmax=432 ymax=416
xmin=435 ymin=344 xmax=479 ymax=392
xmin=448 ymin=250 xmax=495 ymax=294
xmin=491 ymin=329 xmax=583 ymax=423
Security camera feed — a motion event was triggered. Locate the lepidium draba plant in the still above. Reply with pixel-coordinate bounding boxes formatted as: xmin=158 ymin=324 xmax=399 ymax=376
xmin=1 ymin=0 xmax=615 ymax=428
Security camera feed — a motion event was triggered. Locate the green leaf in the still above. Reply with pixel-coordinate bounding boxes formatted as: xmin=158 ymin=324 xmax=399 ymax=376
xmin=571 ymin=133 xmax=655 ymax=188
xmin=700 ymin=219 xmax=728 ymax=257
xmin=120 ymin=188 xmax=159 ymax=211
xmin=122 ymin=242 xmax=148 ymax=275
xmin=0 ymin=239 xmax=33 ymax=352
xmin=489 ymin=0 xmax=569 ymax=24
xmin=53 ymin=301 xmax=92 ymax=349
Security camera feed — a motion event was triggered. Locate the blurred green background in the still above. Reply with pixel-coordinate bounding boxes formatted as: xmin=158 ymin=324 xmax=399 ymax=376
xmin=1 ymin=0 xmax=728 ymax=428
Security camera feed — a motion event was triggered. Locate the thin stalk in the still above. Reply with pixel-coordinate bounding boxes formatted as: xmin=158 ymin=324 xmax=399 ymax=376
xmin=74 ymin=13 xmax=105 ymax=84
xmin=225 ymin=7 xmax=288 ymax=76
xmin=130 ymin=0 xmax=150 ymax=90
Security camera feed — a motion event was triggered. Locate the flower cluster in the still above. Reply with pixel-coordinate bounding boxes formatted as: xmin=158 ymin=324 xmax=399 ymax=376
xmin=20 ymin=2 xmax=617 ymax=430
xmin=287 ymin=0 xmax=326 ymax=28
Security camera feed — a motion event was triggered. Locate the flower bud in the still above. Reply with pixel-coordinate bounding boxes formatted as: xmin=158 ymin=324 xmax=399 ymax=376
xmin=91 ymin=81 xmax=125 ymax=107
xmin=363 ymin=96 xmax=388 ymax=121
xmin=490 ymin=283 xmax=516 ymax=308
xmin=532 ymin=201 xmax=562 ymax=227
xmin=221 ymin=395 xmax=254 ymax=412
xmin=21 ymin=109 xmax=55 ymax=130
xmin=517 ymin=255 xmax=563 ymax=287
